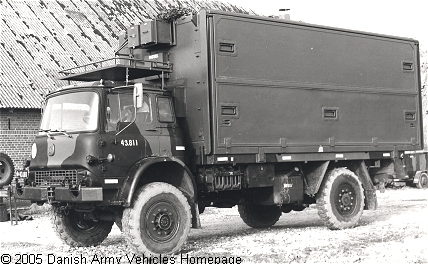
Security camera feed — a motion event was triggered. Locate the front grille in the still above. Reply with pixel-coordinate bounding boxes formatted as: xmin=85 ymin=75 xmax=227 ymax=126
xmin=35 ymin=170 xmax=78 ymax=186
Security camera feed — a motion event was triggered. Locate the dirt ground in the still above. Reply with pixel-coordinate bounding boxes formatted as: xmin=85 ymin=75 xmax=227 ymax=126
xmin=1 ymin=187 xmax=427 ymax=264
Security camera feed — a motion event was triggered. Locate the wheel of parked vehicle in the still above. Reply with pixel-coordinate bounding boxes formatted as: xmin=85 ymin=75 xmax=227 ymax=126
xmin=416 ymin=173 xmax=428 ymax=189
xmin=238 ymin=204 xmax=282 ymax=228
xmin=0 ymin=153 xmax=14 ymax=187
xmin=316 ymin=168 xmax=364 ymax=230
xmin=122 ymin=182 xmax=191 ymax=254
xmin=51 ymin=208 xmax=114 ymax=247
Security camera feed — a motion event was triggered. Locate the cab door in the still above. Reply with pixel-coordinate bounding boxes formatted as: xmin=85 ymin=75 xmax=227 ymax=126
xmin=102 ymin=91 xmax=155 ymax=179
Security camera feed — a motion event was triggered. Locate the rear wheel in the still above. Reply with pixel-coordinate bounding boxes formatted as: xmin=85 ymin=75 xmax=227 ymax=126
xmin=51 ymin=208 xmax=113 ymax=247
xmin=316 ymin=168 xmax=364 ymax=230
xmin=416 ymin=173 xmax=428 ymax=189
xmin=0 ymin=153 xmax=14 ymax=187
xmin=238 ymin=204 xmax=281 ymax=228
xmin=122 ymin=182 xmax=191 ymax=254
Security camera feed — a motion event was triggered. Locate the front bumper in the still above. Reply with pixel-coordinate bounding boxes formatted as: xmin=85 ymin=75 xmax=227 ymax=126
xmin=14 ymin=186 xmax=103 ymax=202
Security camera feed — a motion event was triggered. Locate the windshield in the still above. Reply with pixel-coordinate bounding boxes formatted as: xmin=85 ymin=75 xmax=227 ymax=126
xmin=40 ymin=91 xmax=99 ymax=132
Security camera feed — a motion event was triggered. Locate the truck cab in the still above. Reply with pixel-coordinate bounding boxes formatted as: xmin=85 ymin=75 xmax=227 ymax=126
xmin=18 ymin=80 xmax=187 ymax=204
xmin=15 ymin=79 xmax=198 ymax=253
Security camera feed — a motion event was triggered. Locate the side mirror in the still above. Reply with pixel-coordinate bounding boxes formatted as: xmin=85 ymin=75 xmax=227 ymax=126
xmin=133 ymin=83 xmax=144 ymax=108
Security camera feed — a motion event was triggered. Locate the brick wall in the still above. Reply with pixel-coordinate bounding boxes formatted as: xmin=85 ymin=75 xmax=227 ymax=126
xmin=0 ymin=109 xmax=41 ymax=169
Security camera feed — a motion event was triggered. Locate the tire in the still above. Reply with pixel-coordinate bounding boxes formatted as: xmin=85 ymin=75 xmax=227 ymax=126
xmin=122 ymin=182 xmax=191 ymax=255
xmin=416 ymin=173 xmax=428 ymax=189
xmin=51 ymin=208 xmax=113 ymax=247
xmin=238 ymin=204 xmax=281 ymax=228
xmin=316 ymin=168 xmax=364 ymax=230
xmin=0 ymin=153 xmax=14 ymax=187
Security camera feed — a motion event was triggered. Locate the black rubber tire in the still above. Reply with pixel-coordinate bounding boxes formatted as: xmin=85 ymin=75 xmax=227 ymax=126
xmin=0 ymin=153 xmax=14 ymax=187
xmin=122 ymin=182 xmax=191 ymax=255
xmin=416 ymin=173 xmax=428 ymax=189
xmin=51 ymin=208 xmax=113 ymax=247
xmin=316 ymin=168 xmax=364 ymax=230
xmin=238 ymin=204 xmax=282 ymax=228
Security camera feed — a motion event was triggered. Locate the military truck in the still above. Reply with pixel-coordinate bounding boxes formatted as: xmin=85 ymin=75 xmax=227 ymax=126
xmin=14 ymin=10 xmax=422 ymax=254
xmin=389 ymin=150 xmax=428 ymax=188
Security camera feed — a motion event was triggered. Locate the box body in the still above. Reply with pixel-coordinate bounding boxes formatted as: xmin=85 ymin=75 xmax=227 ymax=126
xmin=166 ymin=11 xmax=422 ymax=161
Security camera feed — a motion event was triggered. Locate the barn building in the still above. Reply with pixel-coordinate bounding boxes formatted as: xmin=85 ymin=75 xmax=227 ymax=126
xmin=0 ymin=0 xmax=252 ymax=169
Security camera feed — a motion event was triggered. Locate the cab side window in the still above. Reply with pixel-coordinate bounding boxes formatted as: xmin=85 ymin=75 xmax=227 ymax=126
xmin=136 ymin=94 xmax=152 ymax=124
xmin=157 ymin=97 xmax=174 ymax=123
xmin=106 ymin=92 xmax=134 ymax=132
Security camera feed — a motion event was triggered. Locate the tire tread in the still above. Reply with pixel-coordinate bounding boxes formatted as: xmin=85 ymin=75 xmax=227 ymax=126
xmin=316 ymin=168 xmax=365 ymax=230
xmin=122 ymin=182 xmax=191 ymax=254
xmin=51 ymin=209 xmax=113 ymax=247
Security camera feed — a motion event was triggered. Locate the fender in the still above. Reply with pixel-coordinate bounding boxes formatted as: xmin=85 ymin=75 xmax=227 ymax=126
xmin=118 ymin=156 xmax=202 ymax=228
xmin=349 ymin=160 xmax=378 ymax=210
xmin=118 ymin=156 xmax=198 ymax=207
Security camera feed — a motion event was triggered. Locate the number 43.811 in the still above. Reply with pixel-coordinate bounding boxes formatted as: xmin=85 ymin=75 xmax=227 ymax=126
xmin=120 ymin=139 xmax=138 ymax=147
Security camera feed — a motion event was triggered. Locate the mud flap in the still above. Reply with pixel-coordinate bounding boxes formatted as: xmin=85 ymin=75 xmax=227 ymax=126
xmin=191 ymin=201 xmax=201 ymax=228
xmin=304 ymin=161 xmax=330 ymax=195
xmin=351 ymin=161 xmax=378 ymax=210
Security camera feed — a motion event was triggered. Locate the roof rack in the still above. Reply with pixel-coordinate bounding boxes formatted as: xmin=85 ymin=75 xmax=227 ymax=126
xmin=58 ymin=57 xmax=172 ymax=83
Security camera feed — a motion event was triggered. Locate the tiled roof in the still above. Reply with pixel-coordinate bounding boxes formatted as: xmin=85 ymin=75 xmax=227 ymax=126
xmin=0 ymin=0 xmax=253 ymax=109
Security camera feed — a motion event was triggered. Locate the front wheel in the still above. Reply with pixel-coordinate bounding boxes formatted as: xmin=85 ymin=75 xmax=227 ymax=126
xmin=51 ymin=208 xmax=113 ymax=247
xmin=316 ymin=168 xmax=364 ymax=230
xmin=122 ymin=182 xmax=191 ymax=255
xmin=238 ymin=204 xmax=281 ymax=228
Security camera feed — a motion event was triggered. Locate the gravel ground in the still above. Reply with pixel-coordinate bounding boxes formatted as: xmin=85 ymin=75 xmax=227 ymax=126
xmin=0 ymin=187 xmax=427 ymax=264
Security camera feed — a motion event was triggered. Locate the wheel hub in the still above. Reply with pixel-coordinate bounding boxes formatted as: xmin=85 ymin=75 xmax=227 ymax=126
xmin=336 ymin=185 xmax=357 ymax=215
xmin=145 ymin=201 xmax=179 ymax=242
xmin=341 ymin=193 xmax=351 ymax=206
xmin=71 ymin=212 xmax=98 ymax=232
xmin=0 ymin=162 xmax=7 ymax=178
xmin=154 ymin=210 xmax=174 ymax=231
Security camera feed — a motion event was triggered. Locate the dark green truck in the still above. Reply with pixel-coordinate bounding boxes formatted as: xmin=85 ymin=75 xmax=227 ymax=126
xmin=14 ymin=10 xmax=423 ymax=255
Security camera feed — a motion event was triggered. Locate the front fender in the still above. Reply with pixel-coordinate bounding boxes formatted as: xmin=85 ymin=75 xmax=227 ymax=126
xmin=118 ymin=157 xmax=197 ymax=207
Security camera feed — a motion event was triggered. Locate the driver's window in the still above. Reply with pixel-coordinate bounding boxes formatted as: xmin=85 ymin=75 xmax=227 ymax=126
xmin=106 ymin=92 xmax=134 ymax=132
xmin=157 ymin=96 xmax=174 ymax=123
xmin=136 ymin=94 xmax=152 ymax=124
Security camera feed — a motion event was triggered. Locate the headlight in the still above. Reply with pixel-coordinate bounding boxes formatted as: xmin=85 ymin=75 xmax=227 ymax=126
xmin=31 ymin=143 xmax=37 ymax=159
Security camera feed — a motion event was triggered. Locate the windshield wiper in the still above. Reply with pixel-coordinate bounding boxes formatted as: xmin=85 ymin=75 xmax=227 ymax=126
xmin=39 ymin=129 xmax=72 ymax=138
xmin=39 ymin=129 xmax=54 ymax=139
xmin=50 ymin=129 xmax=73 ymax=138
